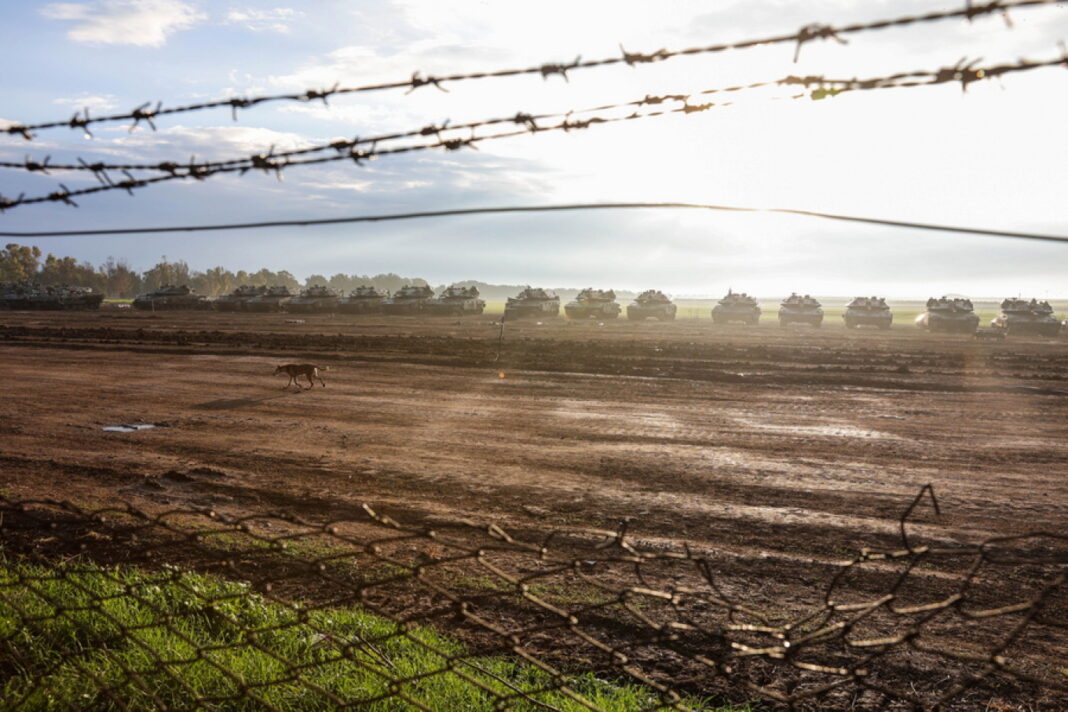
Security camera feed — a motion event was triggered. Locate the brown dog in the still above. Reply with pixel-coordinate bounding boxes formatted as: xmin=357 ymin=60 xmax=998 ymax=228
xmin=274 ymin=363 xmax=326 ymax=390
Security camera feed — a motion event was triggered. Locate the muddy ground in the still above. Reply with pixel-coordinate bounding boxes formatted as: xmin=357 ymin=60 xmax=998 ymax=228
xmin=0 ymin=309 xmax=1065 ymax=708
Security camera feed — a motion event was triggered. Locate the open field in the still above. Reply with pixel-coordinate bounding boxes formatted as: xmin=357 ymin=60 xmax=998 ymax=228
xmin=0 ymin=309 xmax=1065 ymax=708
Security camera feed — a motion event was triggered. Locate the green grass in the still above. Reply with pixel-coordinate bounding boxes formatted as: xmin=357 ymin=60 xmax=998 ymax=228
xmin=102 ymin=298 xmax=134 ymax=304
xmin=0 ymin=556 xmax=745 ymax=711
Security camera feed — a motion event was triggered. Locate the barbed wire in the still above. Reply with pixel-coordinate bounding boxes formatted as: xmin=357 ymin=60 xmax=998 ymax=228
xmin=0 ymin=0 xmax=1055 ymax=142
xmin=6 ymin=52 xmax=1062 ymax=180
xmin=0 ymin=485 xmax=1064 ymax=710
xmin=1 ymin=54 xmax=1063 ymax=214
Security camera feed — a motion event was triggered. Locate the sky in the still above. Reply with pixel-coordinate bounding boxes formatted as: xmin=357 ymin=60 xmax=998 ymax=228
xmin=0 ymin=0 xmax=1066 ymax=298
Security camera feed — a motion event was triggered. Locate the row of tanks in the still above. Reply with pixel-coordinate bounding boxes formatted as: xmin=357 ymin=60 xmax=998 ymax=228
xmin=133 ymin=283 xmax=489 ymax=316
xmin=12 ymin=280 xmax=1063 ymax=336
xmin=0 ymin=282 xmax=105 ymax=310
xmin=910 ymin=296 xmax=1059 ymax=335
xmin=710 ymin=291 xmax=827 ymax=328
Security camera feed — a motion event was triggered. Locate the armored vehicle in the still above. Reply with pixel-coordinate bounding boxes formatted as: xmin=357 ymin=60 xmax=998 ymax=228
xmin=246 ymin=286 xmax=293 ymax=312
xmin=991 ymin=298 xmax=1061 ymax=337
xmin=214 ymin=285 xmax=267 ymax=312
xmin=915 ymin=296 xmax=979 ymax=333
xmin=711 ymin=290 xmax=760 ymax=325
xmin=0 ymin=282 xmax=105 ymax=310
xmin=426 ymin=285 xmax=486 ymax=316
xmin=843 ymin=296 xmax=892 ymax=329
xmin=286 ymin=285 xmax=339 ymax=314
xmin=627 ymin=289 xmax=677 ymax=321
xmin=382 ymin=284 xmax=435 ymax=315
xmin=132 ymin=285 xmax=209 ymax=311
xmin=338 ymin=286 xmax=388 ymax=314
xmin=778 ymin=293 xmax=823 ymax=328
xmin=504 ymin=286 xmax=560 ymax=320
xmin=564 ymin=288 xmax=621 ymax=320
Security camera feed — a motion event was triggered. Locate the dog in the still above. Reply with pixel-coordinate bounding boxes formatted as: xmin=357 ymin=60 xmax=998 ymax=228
xmin=274 ymin=363 xmax=326 ymax=390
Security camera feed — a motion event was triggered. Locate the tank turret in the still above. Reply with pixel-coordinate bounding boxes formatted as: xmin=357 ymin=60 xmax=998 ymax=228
xmin=426 ymin=285 xmax=486 ymax=316
xmin=246 ymin=285 xmax=293 ymax=312
xmin=626 ymin=289 xmax=677 ymax=321
xmin=132 ymin=285 xmax=209 ymax=311
xmin=338 ymin=286 xmax=388 ymax=314
xmin=711 ymin=290 xmax=761 ymax=325
xmin=382 ymin=284 xmax=435 ymax=315
xmin=778 ymin=293 xmax=823 ymax=328
xmin=214 ymin=285 xmax=268 ymax=312
xmin=990 ymin=297 xmax=1061 ymax=337
xmin=564 ymin=288 xmax=621 ymax=320
xmin=286 ymin=285 xmax=339 ymax=314
xmin=915 ymin=296 xmax=980 ymax=334
xmin=843 ymin=296 xmax=892 ymax=330
xmin=504 ymin=286 xmax=560 ymax=320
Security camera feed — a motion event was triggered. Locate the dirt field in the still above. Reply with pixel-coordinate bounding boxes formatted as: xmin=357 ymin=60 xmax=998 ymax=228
xmin=1 ymin=308 xmax=1065 ymax=706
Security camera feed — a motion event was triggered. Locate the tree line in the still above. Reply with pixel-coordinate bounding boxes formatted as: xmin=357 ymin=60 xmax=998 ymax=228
xmin=0 ymin=243 xmax=429 ymax=298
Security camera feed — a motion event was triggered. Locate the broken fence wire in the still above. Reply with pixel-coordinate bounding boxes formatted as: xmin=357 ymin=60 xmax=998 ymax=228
xmin=0 ymin=0 xmax=1054 ymax=142
xmin=0 ymin=485 xmax=1065 ymax=710
xmin=1 ymin=54 xmax=1064 ymax=214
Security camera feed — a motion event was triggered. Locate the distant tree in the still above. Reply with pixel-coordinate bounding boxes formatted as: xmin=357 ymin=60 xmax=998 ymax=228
xmin=0 ymin=243 xmax=42 ymax=282
xmin=193 ymin=266 xmax=238 ymax=296
xmin=305 ymin=274 xmax=328 ymax=287
xmin=142 ymin=257 xmax=192 ymax=292
xmin=101 ymin=257 xmax=142 ymax=297
xmin=39 ymin=254 xmax=104 ymax=291
xmin=327 ymin=273 xmax=353 ymax=293
xmin=273 ymin=270 xmax=300 ymax=291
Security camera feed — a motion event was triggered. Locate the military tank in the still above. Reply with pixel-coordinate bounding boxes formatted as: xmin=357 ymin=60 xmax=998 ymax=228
xmin=915 ymin=296 xmax=979 ymax=334
xmin=132 ymin=284 xmax=209 ymax=311
xmin=286 ymin=285 xmax=339 ymax=314
xmin=565 ymin=288 xmax=621 ymax=319
xmin=778 ymin=293 xmax=823 ymax=328
xmin=627 ymin=289 xmax=677 ymax=321
xmin=711 ymin=290 xmax=760 ymax=325
xmin=246 ymin=285 xmax=293 ymax=312
xmin=381 ymin=284 xmax=435 ymax=315
xmin=0 ymin=282 xmax=105 ymax=310
xmin=426 ymin=285 xmax=486 ymax=316
xmin=338 ymin=286 xmax=388 ymax=314
xmin=990 ymin=298 xmax=1061 ymax=337
xmin=214 ymin=285 xmax=267 ymax=312
xmin=503 ymin=286 xmax=560 ymax=320
xmin=843 ymin=296 xmax=892 ymax=330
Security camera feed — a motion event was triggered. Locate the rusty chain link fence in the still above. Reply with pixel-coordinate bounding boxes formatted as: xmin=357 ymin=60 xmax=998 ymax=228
xmin=1 ymin=486 xmax=1064 ymax=711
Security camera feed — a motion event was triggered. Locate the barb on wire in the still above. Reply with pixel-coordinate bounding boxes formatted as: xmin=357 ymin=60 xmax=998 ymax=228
xmin=1 ymin=0 xmax=1058 ymax=140
xmin=2 ymin=53 xmax=1063 ymax=213
xmin=793 ymin=24 xmax=848 ymax=62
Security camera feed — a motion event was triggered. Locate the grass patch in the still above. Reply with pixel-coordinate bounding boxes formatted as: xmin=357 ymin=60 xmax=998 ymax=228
xmin=0 ymin=555 xmax=745 ymax=711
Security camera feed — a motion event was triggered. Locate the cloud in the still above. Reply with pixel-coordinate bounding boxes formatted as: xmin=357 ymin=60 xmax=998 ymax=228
xmin=225 ymin=7 xmax=301 ymax=34
xmin=40 ymin=0 xmax=205 ymax=47
xmin=52 ymin=94 xmax=119 ymax=113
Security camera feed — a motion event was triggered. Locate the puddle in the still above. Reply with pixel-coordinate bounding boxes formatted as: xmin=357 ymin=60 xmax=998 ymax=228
xmin=103 ymin=424 xmax=159 ymax=433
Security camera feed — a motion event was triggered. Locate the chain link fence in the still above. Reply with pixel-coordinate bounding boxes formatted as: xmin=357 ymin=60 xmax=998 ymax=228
xmin=1 ymin=487 xmax=1065 ymax=710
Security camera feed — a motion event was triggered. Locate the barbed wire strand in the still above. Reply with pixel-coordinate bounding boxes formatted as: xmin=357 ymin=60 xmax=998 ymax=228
xmin=2 ymin=201 xmax=1066 ymax=243
xmin=5 ymin=53 xmax=1061 ymax=179
xmin=0 ymin=0 xmax=1054 ymax=141
xmin=1 ymin=54 xmax=1063 ymax=213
